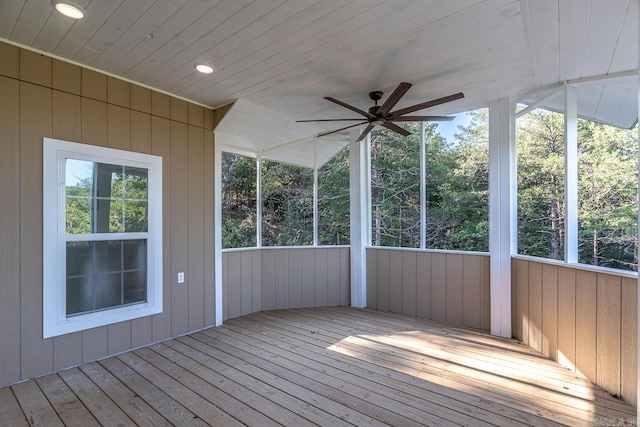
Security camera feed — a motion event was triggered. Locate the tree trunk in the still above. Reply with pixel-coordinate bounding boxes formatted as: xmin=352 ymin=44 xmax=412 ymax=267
xmin=550 ymin=197 xmax=559 ymax=259
xmin=592 ymin=229 xmax=598 ymax=266
xmin=375 ymin=204 xmax=381 ymax=246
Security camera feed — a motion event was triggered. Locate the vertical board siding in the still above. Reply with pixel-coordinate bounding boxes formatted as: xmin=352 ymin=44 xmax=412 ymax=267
xmin=188 ymin=125 xmax=205 ymax=331
xmin=416 ymin=251 xmax=432 ymax=319
xmin=557 ymin=266 xmax=576 ymax=370
xmin=402 ymin=251 xmax=417 ymax=317
xmin=0 ymin=76 xmax=21 ymax=386
xmin=541 ymin=264 xmax=558 ymax=358
xmin=366 ymin=249 xmax=378 ymax=309
xmin=0 ymin=41 xmax=219 ymax=388
xmin=511 ymin=258 xmax=636 ymax=407
xmin=462 ymin=255 xmax=481 ymax=329
xmin=430 ymin=252 xmax=447 ymax=323
xmin=445 ymin=253 xmax=463 ymax=326
xmin=221 ymin=247 xmax=351 ymax=320
xmin=366 ymin=248 xmax=490 ymax=332
xmin=240 ymin=250 xmax=255 ymax=316
xmin=575 ymin=269 xmax=597 ymax=382
xmin=596 ymin=273 xmax=621 ymax=396
xmin=621 ymin=277 xmax=637 ymax=404
xmin=151 ymin=116 xmax=172 ymax=342
xmin=388 ymin=250 xmax=403 ymax=314
xmin=170 ymin=121 xmax=189 ymax=337
xmin=527 ymin=261 xmax=543 ymax=353
xmin=20 ymin=82 xmax=53 ymax=379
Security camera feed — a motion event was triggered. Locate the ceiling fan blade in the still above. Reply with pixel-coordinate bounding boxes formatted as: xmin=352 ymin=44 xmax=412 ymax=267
xmin=377 ymin=82 xmax=412 ymax=117
xmin=391 ymin=115 xmax=455 ymax=122
xmin=296 ymin=118 xmax=368 ymax=122
xmin=317 ymin=121 xmax=368 ymax=138
xmin=324 ymin=97 xmax=375 ymax=119
xmin=389 ymin=92 xmax=465 ymax=118
xmin=356 ymin=124 xmax=376 ymax=142
xmin=382 ymin=121 xmax=411 ymax=136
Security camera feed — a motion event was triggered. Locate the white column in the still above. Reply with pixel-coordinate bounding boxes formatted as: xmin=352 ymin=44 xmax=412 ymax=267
xmin=350 ymin=129 xmax=368 ymax=308
xmin=420 ymin=121 xmax=426 ymax=249
xmin=636 ymin=1 xmax=640 ymax=414
xmin=564 ymin=85 xmax=578 ymax=263
xmin=313 ymin=140 xmax=319 ymax=246
xmin=488 ymin=97 xmax=515 ymax=338
xmin=213 ymin=133 xmax=223 ymax=326
xmin=256 ymin=152 xmax=262 ymax=248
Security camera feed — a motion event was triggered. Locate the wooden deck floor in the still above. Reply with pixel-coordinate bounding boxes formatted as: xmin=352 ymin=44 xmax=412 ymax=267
xmin=0 ymin=307 xmax=636 ymax=426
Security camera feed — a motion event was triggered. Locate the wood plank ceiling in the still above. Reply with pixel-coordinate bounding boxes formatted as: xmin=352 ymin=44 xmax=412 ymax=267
xmin=1 ymin=0 xmax=637 ymax=151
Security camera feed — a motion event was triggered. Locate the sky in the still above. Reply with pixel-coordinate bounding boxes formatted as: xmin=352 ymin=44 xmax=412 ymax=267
xmin=433 ymin=111 xmax=472 ymax=143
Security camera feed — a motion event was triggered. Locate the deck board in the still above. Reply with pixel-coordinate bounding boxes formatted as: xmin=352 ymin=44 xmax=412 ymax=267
xmin=1 ymin=307 xmax=635 ymax=426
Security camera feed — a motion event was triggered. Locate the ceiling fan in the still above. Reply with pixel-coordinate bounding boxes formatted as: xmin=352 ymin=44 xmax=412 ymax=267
xmin=297 ymin=82 xmax=464 ymax=142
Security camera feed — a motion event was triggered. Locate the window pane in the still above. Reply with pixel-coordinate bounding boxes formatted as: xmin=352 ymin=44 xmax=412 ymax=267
xmin=428 ymin=109 xmax=489 ymax=251
xmin=262 ymin=160 xmax=313 ymax=246
xmin=578 ymin=120 xmax=638 ymax=271
xmin=517 ymin=108 xmax=565 ymax=260
xmin=318 ymin=146 xmax=350 ymax=245
xmin=371 ymin=124 xmax=420 ymax=248
xmin=66 ymin=240 xmax=147 ymax=316
xmin=221 ymin=152 xmax=257 ymax=248
xmin=65 ymin=160 xmax=148 ymax=234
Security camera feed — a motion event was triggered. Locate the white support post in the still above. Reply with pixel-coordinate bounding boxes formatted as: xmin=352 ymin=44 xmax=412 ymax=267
xmin=636 ymin=2 xmax=639 ymax=414
xmin=420 ymin=121 xmax=426 ymax=249
xmin=256 ymin=152 xmax=262 ymax=248
xmin=564 ymin=85 xmax=578 ymax=264
xmin=350 ymin=129 xmax=368 ymax=308
xmin=313 ymin=140 xmax=319 ymax=247
xmin=488 ymin=97 xmax=515 ymax=338
xmin=213 ymin=133 xmax=223 ymax=326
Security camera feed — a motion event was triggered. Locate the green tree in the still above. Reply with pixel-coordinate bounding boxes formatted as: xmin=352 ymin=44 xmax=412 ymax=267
xmin=578 ymin=120 xmax=637 ymax=270
xmin=261 ymin=160 xmax=313 ymax=246
xmin=318 ymin=146 xmax=351 ymax=245
xmin=221 ymin=152 xmax=257 ymax=248
xmin=371 ymin=123 xmax=421 ymax=247
xmin=516 ymin=109 xmax=565 ymax=259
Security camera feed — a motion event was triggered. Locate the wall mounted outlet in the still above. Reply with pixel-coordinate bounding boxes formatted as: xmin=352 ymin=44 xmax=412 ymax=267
xmin=177 ymin=272 xmax=185 ymax=283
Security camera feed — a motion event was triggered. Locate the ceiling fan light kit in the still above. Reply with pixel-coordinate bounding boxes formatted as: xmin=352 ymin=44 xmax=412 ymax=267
xmin=298 ymin=82 xmax=464 ymax=142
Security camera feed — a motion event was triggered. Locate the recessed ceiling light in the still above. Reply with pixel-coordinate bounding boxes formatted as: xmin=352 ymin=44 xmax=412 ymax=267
xmin=194 ymin=63 xmax=215 ymax=74
xmin=52 ymin=1 xmax=86 ymax=19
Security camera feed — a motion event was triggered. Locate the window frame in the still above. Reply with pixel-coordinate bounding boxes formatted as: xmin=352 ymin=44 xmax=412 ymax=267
xmin=43 ymin=138 xmax=163 ymax=338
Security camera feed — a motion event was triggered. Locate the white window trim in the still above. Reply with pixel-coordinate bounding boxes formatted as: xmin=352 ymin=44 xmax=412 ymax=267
xmin=43 ymin=138 xmax=163 ymax=338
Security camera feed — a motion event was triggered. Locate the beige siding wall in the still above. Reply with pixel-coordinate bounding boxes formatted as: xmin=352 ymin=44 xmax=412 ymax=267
xmin=222 ymin=247 xmax=350 ymax=320
xmin=512 ymin=257 xmax=637 ymax=406
xmin=0 ymin=41 xmax=227 ymax=388
xmin=366 ymin=247 xmax=491 ymax=331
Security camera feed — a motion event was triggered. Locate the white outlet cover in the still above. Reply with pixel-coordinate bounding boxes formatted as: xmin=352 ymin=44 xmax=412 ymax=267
xmin=178 ymin=272 xmax=185 ymax=283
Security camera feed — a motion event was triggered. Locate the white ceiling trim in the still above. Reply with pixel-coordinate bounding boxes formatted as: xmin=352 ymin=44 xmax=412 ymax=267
xmin=214 ymin=99 xmax=349 ymax=168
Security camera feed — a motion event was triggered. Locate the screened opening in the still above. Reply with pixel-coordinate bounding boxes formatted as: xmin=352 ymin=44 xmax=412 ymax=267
xmin=221 ymin=152 xmax=257 ymax=248
xmin=318 ymin=146 xmax=350 ymax=245
xmin=516 ymin=107 xmax=566 ymax=260
xmin=370 ymin=123 xmax=421 ymax=248
xmin=261 ymin=160 xmax=314 ymax=246
xmin=577 ymin=119 xmax=638 ymax=271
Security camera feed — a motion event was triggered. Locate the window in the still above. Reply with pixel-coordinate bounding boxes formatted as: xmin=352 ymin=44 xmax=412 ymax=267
xmin=43 ymin=138 xmax=162 ymax=338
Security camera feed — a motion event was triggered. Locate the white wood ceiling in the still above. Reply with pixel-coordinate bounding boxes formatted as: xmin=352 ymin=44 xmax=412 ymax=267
xmin=1 ymin=0 xmax=637 ymax=132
